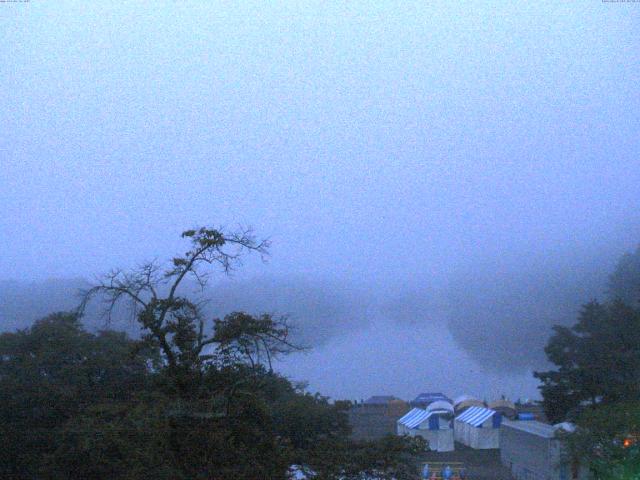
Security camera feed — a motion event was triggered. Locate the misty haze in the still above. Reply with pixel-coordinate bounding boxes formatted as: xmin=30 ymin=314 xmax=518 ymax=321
xmin=1 ymin=2 xmax=639 ymax=479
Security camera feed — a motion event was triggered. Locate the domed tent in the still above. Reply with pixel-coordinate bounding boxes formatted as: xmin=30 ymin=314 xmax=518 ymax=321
xmin=396 ymin=408 xmax=454 ymax=452
xmin=488 ymin=399 xmax=517 ymax=419
xmin=454 ymin=406 xmax=501 ymax=449
xmin=453 ymin=394 xmax=485 ymax=415
xmin=427 ymin=400 xmax=454 ymax=414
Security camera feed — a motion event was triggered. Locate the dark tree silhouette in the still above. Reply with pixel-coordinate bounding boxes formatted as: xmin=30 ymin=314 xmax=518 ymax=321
xmin=78 ymin=227 xmax=299 ymax=390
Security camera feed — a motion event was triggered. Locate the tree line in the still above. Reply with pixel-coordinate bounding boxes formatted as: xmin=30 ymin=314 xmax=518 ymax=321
xmin=535 ymin=245 xmax=640 ymax=478
xmin=0 ymin=227 xmax=423 ymax=479
xmin=2 ymin=226 xmax=640 ymax=478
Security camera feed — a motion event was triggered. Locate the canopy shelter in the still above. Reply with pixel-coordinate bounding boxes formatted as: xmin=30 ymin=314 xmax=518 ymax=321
xmin=397 ymin=408 xmax=454 ymax=452
xmin=454 ymin=406 xmax=501 ymax=449
xmin=488 ymin=399 xmax=517 ymax=419
xmin=453 ymin=394 xmax=485 ymax=415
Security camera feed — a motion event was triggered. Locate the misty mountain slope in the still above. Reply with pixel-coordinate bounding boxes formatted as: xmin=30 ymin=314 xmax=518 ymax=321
xmin=0 ymin=279 xmax=88 ymax=331
xmin=0 ymin=278 xmax=145 ymax=336
xmin=0 ymin=255 xmax=615 ymax=380
xmin=200 ymin=276 xmax=372 ymax=347
xmin=443 ymin=260 xmax=609 ymax=371
xmin=0 ymin=277 xmax=371 ymax=348
xmin=0 ymin=276 xmax=543 ymax=401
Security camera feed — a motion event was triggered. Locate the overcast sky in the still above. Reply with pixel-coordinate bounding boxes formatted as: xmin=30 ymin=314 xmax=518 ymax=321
xmin=1 ymin=1 xmax=639 ymax=401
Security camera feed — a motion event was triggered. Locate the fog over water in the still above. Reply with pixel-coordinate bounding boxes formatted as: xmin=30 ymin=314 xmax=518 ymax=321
xmin=2 ymin=2 xmax=640 ymax=401
xmin=277 ymin=310 xmax=543 ymax=402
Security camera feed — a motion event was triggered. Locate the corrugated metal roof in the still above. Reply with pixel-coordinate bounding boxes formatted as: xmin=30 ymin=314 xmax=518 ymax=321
xmin=501 ymin=419 xmax=557 ymax=438
xmin=456 ymin=406 xmax=497 ymax=427
xmin=397 ymin=408 xmax=434 ymax=429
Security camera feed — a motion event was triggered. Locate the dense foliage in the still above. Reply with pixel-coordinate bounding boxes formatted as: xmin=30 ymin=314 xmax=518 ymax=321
xmin=0 ymin=313 xmax=154 ymax=478
xmin=608 ymin=244 xmax=640 ymax=307
xmin=0 ymin=312 xmax=422 ymax=479
xmin=534 ymin=300 xmax=640 ymax=424
xmin=0 ymin=227 xmax=422 ymax=479
xmin=537 ymin=245 xmax=640 ymax=478
xmin=567 ymin=402 xmax=640 ymax=479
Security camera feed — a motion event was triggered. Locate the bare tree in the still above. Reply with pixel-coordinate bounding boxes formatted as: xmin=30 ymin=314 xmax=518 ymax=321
xmin=78 ymin=227 xmax=298 ymax=382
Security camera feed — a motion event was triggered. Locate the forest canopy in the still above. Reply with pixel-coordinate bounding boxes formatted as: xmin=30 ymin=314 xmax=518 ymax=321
xmin=0 ymin=227 xmax=422 ymax=480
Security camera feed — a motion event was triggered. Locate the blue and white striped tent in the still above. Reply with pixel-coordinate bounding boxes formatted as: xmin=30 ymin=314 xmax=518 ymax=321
xmin=454 ymin=406 xmax=501 ymax=449
xmin=398 ymin=408 xmax=434 ymax=429
xmin=396 ymin=408 xmax=454 ymax=452
xmin=457 ymin=406 xmax=501 ymax=427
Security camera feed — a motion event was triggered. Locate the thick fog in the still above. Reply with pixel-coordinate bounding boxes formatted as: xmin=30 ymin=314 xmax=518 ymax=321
xmin=1 ymin=2 xmax=639 ymax=402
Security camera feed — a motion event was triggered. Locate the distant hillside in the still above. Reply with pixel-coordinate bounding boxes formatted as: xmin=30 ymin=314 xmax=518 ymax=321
xmin=0 ymin=278 xmax=140 ymax=336
xmin=0 ymin=264 xmax=614 ymax=374
xmin=0 ymin=278 xmax=86 ymax=330
xmin=444 ymin=261 xmax=609 ymax=369
xmin=0 ymin=276 xmax=370 ymax=347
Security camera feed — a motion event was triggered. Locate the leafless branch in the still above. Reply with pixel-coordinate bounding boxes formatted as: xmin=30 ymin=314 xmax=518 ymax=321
xmin=77 ymin=226 xmax=279 ymax=382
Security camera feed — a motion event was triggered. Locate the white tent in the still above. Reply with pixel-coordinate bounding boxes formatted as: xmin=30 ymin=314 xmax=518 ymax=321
xmin=454 ymin=406 xmax=501 ymax=449
xmin=426 ymin=400 xmax=454 ymax=414
xmin=396 ymin=408 xmax=454 ymax=452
